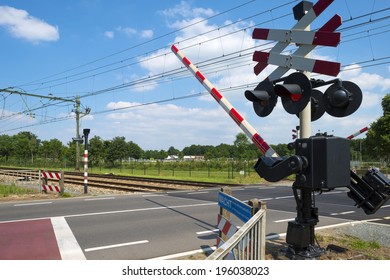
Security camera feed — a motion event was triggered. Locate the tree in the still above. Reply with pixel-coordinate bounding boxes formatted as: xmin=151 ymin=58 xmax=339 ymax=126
xmin=89 ymin=136 xmax=106 ymax=167
xmin=233 ymin=133 xmax=258 ymax=159
xmin=214 ymin=143 xmax=233 ymax=159
xmin=366 ymin=94 xmax=390 ymax=163
xmin=127 ymin=141 xmax=143 ymax=159
xmin=65 ymin=141 xmax=77 ymax=166
xmin=13 ymin=131 xmax=39 ymax=163
xmin=39 ymin=139 xmax=64 ymax=163
xmin=0 ymin=135 xmax=13 ymax=161
xmin=106 ymin=136 xmax=128 ymax=166
xmin=167 ymin=146 xmax=180 ymax=156
xmin=271 ymin=143 xmax=294 ymax=157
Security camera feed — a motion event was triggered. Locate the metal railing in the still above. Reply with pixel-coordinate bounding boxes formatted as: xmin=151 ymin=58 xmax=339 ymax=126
xmin=0 ymin=169 xmax=40 ymax=188
xmin=207 ymin=204 xmax=267 ymax=260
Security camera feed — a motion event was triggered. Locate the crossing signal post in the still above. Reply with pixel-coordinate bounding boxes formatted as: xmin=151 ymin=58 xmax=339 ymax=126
xmin=246 ymin=0 xmax=390 ymax=259
xmin=173 ymin=0 xmax=390 ymax=260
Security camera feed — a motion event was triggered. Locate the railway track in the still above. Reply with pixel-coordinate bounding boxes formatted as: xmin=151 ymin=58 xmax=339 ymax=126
xmin=0 ymin=167 xmax=239 ymax=193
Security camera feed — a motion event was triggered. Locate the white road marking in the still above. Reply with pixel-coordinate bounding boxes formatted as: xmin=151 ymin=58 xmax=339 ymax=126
xmin=196 ymin=229 xmax=218 ymax=235
xmin=320 ymin=191 xmax=347 ymax=195
xmin=51 ymin=216 xmax=86 ymax=260
xmin=64 ymin=202 xmax=217 ymax=219
xmin=85 ymin=240 xmax=149 ymax=252
xmin=330 ymin=211 xmax=355 ymax=216
xmin=166 ymin=190 xmax=193 ymax=194
xmin=142 ymin=194 xmax=166 ymax=197
xmin=187 ymin=191 xmax=209 ymax=195
xmin=14 ymin=202 xmax=52 ymax=207
xmin=275 ymin=195 xmax=295 ymax=200
xmin=381 ymin=205 xmax=390 ymax=208
xmin=148 ymin=247 xmax=215 ymax=260
xmin=274 ymin=218 xmax=295 ymax=223
xmin=84 ymin=197 xmax=115 ymax=201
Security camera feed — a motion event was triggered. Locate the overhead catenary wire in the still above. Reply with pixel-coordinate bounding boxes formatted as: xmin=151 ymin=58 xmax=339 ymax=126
xmin=17 ymin=5 xmax=389 ymax=93
xmin=16 ymin=0 xmax=272 ymax=88
xmin=1 ymin=1 xmax=389 ymax=134
xmin=16 ymin=11 xmax=390 ymax=102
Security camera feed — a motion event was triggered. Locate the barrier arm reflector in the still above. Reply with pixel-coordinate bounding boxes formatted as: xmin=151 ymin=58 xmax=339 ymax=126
xmin=171 ymin=45 xmax=280 ymax=160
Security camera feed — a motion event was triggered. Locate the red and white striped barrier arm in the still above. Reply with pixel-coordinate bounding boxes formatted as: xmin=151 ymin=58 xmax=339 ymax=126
xmin=171 ymin=45 xmax=280 ymax=159
xmin=41 ymin=171 xmax=61 ymax=180
xmin=42 ymin=184 xmax=61 ymax=193
xmin=347 ymin=127 xmax=369 ymax=140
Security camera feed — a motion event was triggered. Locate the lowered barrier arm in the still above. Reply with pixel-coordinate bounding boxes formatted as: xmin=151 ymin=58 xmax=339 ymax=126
xmin=171 ymin=45 xmax=305 ymax=182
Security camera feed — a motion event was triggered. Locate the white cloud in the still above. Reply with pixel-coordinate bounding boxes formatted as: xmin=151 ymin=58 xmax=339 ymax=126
xmin=105 ymin=27 xmax=153 ymax=39
xmin=340 ymin=64 xmax=390 ymax=91
xmin=123 ymin=27 xmax=137 ymax=37
xmin=104 ymin=31 xmax=114 ymax=39
xmin=160 ymin=1 xmax=215 ymax=19
xmin=102 ymin=101 xmax=238 ymax=149
xmin=139 ymin=14 xmax=256 ymax=98
xmin=95 ymin=2 xmax=389 ymax=149
xmin=0 ymin=6 xmax=59 ymax=43
xmin=141 ymin=29 xmax=154 ymax=39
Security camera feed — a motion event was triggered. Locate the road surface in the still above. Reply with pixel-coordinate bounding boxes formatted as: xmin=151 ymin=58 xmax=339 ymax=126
xmin=0 ymin=182 xmax=389 ymax=259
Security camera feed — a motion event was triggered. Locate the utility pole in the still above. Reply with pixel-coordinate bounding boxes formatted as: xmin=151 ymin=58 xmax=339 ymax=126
xmin=1 ymin=88 xmax=90 ymax=171
xmin=72 ymin=95 xmax=90 ymax=171
xmin=75 ymin=96 xmax=81 ymax=171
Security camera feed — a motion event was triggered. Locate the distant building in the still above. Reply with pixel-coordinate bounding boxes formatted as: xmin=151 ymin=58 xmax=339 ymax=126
xmin=165 ymin=155 xmax=179 ymax=161
xmin=183 ymin=155 xmax=204 ymax=161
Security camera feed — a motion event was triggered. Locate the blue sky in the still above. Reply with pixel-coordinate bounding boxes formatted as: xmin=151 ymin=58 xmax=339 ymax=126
xmin=0 ymin=0 xmax=389 ymax=151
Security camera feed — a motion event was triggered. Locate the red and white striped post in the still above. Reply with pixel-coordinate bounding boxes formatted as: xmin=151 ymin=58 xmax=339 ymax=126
xmin=83 ymin=129 xmax=90 ymax=194
xmin=171 ymin=45 xmax=280 ymax=160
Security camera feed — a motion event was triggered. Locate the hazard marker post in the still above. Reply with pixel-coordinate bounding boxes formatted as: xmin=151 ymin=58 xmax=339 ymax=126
xmin=83 ymin=128 xmax=90 ymax=194
xmin=41 ymin=171 xmax=64 ymax=194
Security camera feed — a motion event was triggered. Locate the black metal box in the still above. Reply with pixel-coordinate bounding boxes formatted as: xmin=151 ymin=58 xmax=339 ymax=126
xmin=295 ymin=135 xmax=350 ymax=190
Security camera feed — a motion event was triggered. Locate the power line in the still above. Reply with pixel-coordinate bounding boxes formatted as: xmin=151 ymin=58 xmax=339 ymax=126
xmin=16 ymin=0 xmax=262 ymax=88
xmin=2 ymin=1 xmax=389 ymax=134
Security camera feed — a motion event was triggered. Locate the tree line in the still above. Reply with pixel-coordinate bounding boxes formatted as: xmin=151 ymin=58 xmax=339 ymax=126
xmin=0 ymin=132 xmax=268 ymax=168
xmin=0 ymin=94 xmax=388 ymax=168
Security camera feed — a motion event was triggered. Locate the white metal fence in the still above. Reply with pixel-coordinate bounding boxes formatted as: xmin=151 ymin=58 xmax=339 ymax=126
xmin=207 ymin=204 xmax=267 ymax=260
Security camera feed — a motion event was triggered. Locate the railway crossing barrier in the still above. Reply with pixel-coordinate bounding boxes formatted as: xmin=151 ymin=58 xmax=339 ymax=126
xmin=207 ymin=187 xmax=267 ymax=260
xmin=40 ymin=170 xmax=64 ymax=193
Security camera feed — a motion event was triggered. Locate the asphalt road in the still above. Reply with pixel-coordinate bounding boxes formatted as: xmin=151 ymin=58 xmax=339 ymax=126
xmin=0 ymin=182 xmax=389 ymax=259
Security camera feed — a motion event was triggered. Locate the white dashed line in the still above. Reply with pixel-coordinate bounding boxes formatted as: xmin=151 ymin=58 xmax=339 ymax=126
xmin=85 ymin=240 xmax=149 ymax=252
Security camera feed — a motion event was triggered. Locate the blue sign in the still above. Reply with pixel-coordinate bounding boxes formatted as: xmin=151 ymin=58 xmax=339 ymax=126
xmin=218 ymin=192 xmax=252 ymax=222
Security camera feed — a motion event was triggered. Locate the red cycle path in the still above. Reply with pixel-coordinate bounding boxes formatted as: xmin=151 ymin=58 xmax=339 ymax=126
xmin=0 ymin=219 xmax=62 ymax=260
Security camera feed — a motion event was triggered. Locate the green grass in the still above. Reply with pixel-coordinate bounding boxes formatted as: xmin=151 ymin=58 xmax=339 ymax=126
xmin=86 ymin=166 xmax=277 ymax=185
xmin=347 ymin=236 xmax=381 ymax=250
xmin=0 ymin=184 xmax=39 ymax=197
